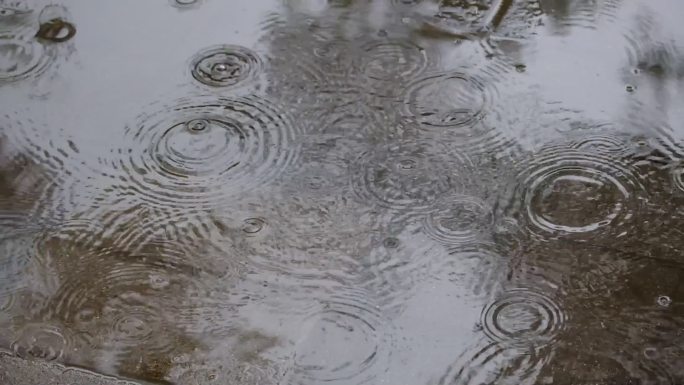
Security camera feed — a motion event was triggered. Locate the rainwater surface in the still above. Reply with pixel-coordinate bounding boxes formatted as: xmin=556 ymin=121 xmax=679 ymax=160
xmin=1 ymin=0 xmax=684 ymax=384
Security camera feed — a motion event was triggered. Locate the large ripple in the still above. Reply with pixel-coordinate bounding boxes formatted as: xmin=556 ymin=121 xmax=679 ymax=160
xmin=113 ymin=95 xmax=300 ymax=208
xmin=502 ymin=146 xmax=645 ymax=239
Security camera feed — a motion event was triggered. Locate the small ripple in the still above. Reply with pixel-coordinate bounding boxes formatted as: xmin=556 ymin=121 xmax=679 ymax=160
xmin=401 ymin=62 xmax=520 ymax=155
xmin=504 ymin=147 xmax=645 ymax=239
xmin=291 ymin=290 xmax=393 ymax=384
xmin=672 ymin=166 xmax=684 ymax=193
xmin=404 ymin=71 xmax=491 ymax=128
xmin=437 ymin=340 xmax=550 ymax=385
xmin=114 ymin=95 xmax=299 ymax=208
xmin=569 ymin=130 xmax=630 ymax=156
xmin=480 ymin=288 xmax=566 ymax=348
xmin=189 ymin=45 xmax=262 ymax=88
xmin=438 ymin=245 xmax=509 ymax=298
xmin=11 ymin=322 xmax=72 ymax=361
xmin=357 ymin=39 xmax=428 ymax=82
xmin=0 ymin=35 xmax=51 ymax=84
xmin=170 ymin=0 xmax=203 ymax=9
xmin=360 ymin=234 xmax=440 ymax=313
xmin=350 ymin=141 xmax=473 ymax=213
xmin=543 ymin=0 xmax=622 ymax=32
xmin=423 ymin=195 xmax=493 ymax=246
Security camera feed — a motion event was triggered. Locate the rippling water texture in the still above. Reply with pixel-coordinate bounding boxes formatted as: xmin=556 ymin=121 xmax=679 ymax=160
xmin=1 ymin=0 xmax=684 ymax=384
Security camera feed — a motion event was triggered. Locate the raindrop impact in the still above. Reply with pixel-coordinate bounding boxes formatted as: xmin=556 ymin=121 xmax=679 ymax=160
xmin=190 ymin=45 xmax=262 ymax=88
xmin=480 ymin=288 xmax=566 ymax=348
xmin=113 ymin=95 xmax=300 ymax=208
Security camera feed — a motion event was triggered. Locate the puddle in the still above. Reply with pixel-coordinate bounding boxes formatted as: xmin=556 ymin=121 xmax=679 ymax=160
xmin=1 ymin=0 xmax=684 ymax=384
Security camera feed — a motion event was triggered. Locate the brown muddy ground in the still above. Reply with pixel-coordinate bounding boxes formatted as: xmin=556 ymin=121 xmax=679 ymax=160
xmin=1 ymin=0 xmax=683 ymax=384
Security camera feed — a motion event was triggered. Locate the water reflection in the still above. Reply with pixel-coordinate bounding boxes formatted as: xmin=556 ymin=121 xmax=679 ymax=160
xmin=0 ymin=0 xmax=684 ymax=384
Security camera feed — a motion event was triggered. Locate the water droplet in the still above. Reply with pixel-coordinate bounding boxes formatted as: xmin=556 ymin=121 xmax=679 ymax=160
xmin=212 ymin=63 xmax=228 ymax=73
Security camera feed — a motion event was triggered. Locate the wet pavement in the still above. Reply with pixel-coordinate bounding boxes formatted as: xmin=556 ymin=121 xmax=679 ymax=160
xmin=1 ymin=0 xmax=684 ymax=384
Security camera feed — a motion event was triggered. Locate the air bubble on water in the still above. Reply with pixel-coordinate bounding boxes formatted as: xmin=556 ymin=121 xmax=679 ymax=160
xmin=656 ymin=295 xmax=672 ymax=308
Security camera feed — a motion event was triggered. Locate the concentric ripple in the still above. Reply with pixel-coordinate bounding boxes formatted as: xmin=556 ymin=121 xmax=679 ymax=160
xmin=424 ymin=195 xmax=493 ymax=246
xmin=480 ymin=288 xmax=566 ymax=347
xmin=11 ymin=322 xmax=72 ymax=361
xmin=190 ymin=45 xmax=262 ymax=88
xmin=569 ymin=131 xmax=629 ymax=155
xmin=404 ymin=71 xmax=490 ymax=128
xmin=437 ymin=340 xmax=550 ymax=385
xmin=38 ymin=236 xmax=224 ymax=354
xmin=357 ymin=40 xmax=427 ymax=82
xmin=509 ymin=148 xmax=644 ymax=237
xmin=0 ymin=35 xmax=52 ymax=84
xmin=117 ymin=95 xmax=299 ymax=207
xmin=350 ymin=141 xmax=472 ymax=212
xmin=291 ymin=292 xmax=393 ymax=384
